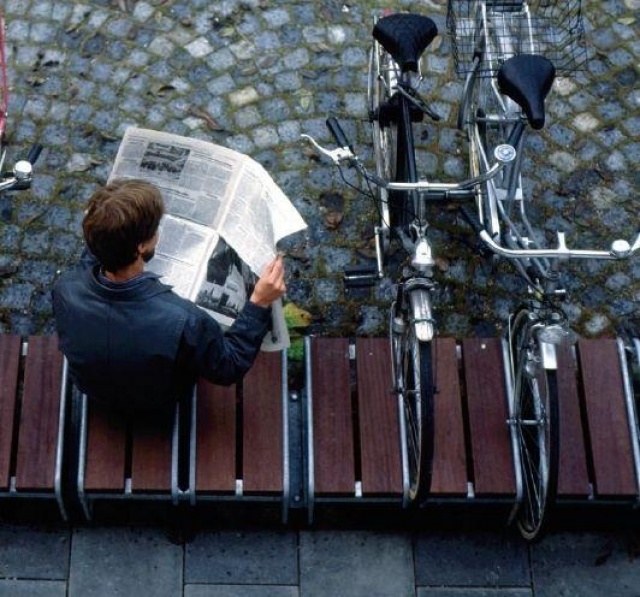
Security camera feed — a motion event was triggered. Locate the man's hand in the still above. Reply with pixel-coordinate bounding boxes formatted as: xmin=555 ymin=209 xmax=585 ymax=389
xmin=249 ymin=255 xmax=286 ymax=308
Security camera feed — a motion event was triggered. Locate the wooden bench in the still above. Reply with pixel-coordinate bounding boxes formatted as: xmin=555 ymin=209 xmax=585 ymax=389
xmin=191 ymin=350 xmax=290 ymax=521
xmin=304 ymin=335 xmax=640 ymax=521
xmin=75 ymin=374 xmax=182 ymax=520
xmin=554 ymin=338 xmax=640 ymax=501
xmin=1 ymin=333 xmax=638 ymax=524
xmin=0 ymin=335 xmax=68 ymax=518
xmin=76 ymin=350 xmax=290 ymax=521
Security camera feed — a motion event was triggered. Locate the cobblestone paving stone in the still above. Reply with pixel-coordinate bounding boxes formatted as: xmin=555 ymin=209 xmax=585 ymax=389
xmin=0 ymin=0 xmax=637 ymax=345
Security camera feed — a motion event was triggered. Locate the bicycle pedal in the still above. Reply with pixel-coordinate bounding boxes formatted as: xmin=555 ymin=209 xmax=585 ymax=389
xmin=344 ymin=265 xmax=379 ymax=288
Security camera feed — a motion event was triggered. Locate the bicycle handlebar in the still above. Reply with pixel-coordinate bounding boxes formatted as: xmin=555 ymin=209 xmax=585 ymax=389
xmin=0 ymin=143 xmax=42 ymax=192
xmin=479 ymin=230 xmax=640 ymax=261
xmin=300 ymin=128 xmax=515 ymax=194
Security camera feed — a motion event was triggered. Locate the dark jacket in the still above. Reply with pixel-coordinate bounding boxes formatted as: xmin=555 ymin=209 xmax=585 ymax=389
xmin=52 ymin=261 xmax=271 ymax=417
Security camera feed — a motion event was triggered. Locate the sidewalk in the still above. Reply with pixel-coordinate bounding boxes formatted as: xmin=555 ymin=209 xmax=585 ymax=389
xmin=1 ymin=516 xmax=639 ymax=596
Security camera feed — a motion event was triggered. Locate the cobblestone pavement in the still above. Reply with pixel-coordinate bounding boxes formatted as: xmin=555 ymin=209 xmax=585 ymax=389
xmin=0 ymin=0 xmax=637 ymax=343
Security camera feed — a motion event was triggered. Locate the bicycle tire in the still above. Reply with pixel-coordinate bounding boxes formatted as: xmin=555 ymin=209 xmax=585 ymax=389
xmin=393 ymin=308 xmax=434 ymax=504
xmin=369 ymin=41 xmax=395 ymax=242
xmin=510 ymin=308 xmax=559 ymax=541
xmin=369 ymin=40 xmax=418 ymax=229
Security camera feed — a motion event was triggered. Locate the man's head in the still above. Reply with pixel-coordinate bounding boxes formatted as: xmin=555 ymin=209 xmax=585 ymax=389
xmin=83 ymin=179 xmax=165 ymax=273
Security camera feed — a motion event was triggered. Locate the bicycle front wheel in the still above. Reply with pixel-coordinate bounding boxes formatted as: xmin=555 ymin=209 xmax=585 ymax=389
xmin=510 ymin=308 xmax=559 ymax=541
xmin=393 ymin=310 xmax=434 ymax=504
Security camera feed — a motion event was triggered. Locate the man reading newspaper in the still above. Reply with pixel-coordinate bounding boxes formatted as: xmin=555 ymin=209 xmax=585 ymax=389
xmin=52 ymin=179 xmax=286 ymax=420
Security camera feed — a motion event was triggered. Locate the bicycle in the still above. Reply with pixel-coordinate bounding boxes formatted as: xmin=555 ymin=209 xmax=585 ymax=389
xmin=0 ymin=10 xmax=41 ymax=197
xmin=302 ymin=1 xmax=639 ymax=541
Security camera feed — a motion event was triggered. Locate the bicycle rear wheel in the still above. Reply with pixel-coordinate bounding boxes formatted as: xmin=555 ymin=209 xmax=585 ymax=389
xmin=369 ymin=36 xmax=419 ymax=230
xmin=392 ymin=304 xmax=434 ymax=504
xmin=369 ymin=37 xmax=400 ymax=232
xmin=509 ymin=308 xmax=559 ymax=541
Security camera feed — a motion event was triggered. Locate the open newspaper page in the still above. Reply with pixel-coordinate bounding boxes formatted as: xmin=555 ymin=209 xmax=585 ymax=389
xmin=150 ymin=215 xmax=218 ymax=300
xmin=109 ymin=127 xmax=306 ymax=351
xmin=109 ymin=127 xmax=242 ymax=228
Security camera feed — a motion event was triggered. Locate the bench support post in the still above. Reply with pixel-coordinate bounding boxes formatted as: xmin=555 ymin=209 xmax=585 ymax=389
xmin=618 ymin=338 xmax=640 ymax=501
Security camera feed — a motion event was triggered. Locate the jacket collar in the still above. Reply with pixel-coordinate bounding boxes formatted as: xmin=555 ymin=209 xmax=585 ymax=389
xmin=86 ymin=264 xmax=173 ymax=300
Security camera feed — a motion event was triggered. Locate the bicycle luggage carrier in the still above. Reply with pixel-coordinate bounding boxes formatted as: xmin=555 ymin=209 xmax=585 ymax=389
xmin=447 ymin=0 xmax=587 ymax=77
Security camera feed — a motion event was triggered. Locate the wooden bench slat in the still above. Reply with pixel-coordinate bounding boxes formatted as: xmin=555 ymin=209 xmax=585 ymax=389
xmin=0 ymin=335 xmax=21 ymax=490
xmin=556 ymin=341 xmax=590 ymax=497
xmin=15 ymin=336 xmax=63 ymax=491
xmin=355 ymin=338 xmax=401 ymax=496
xmin=462 ymin=338 xmax=515 ymax=496
xmin=311 ymin=337 xmax=355 ymax=495
xmin=130 ymin=418 xmax=173 ymax=493
xmin=196 ymin=379 xmax=237 ymax=493
xmin=578 ymin=339 xmax=636 ymax=497
xmin=83 ymin=400 xmax=128 ymax=492
xmin=242 ymin=352 xmax=284 ymax=494
xmin=431 ymin=338 xmax=468 ymax=496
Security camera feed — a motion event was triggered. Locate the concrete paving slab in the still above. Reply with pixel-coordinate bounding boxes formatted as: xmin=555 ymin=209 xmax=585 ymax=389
xmin=417 ymin=589 xmax=532 ymax=597
xmin=0 ymin=579 xmax=66 ymax=597
xmin=68 ymin=526 xmax=182 ymax=597
xmin=531 ymin=532 xmax=640 ymax=597
xmin=0 ymin=524 xmax=69 ymax=580
xmin=299 ymin=530 xmax=414 ymax=597
xmin=185 ymin=585 xmax=298 ymax=597
xmin=185 ymin=530 xmax=298 ymax=585
xmin=414 ymin=531 xmax=529 ymax=587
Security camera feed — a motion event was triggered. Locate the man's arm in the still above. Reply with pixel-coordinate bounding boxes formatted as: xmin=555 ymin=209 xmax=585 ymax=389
xmin=185 ymin=255 xmax=286 ymax=385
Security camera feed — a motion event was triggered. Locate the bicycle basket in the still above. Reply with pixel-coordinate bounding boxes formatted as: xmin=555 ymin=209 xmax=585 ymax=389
xmin=447 ymin=0 xmax=587 ymax=77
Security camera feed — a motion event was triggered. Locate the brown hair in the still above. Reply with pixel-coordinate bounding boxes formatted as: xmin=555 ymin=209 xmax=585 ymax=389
xmin=83 ymin=179 xmax=165 ymax=272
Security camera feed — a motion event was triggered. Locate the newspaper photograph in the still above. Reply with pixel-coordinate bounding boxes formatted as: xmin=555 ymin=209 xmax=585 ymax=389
xmin=195 ymin=237 xmax=254 ymax=328
xmin=108 ymin=127 xmax=307 ymax=351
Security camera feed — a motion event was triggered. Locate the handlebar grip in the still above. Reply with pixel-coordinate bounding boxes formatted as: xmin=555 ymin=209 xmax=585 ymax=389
xmin=26 ymin=144 xmax=43 ymax=164
xmin=326 ymin=117 xmax=352 ymax=150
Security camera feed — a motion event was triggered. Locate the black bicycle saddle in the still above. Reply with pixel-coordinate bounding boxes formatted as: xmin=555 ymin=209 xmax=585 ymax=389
xmin=497 ymin=54 xmax=556 ymax=130
xmin=373 ymin=13 xmax=438 ymax=73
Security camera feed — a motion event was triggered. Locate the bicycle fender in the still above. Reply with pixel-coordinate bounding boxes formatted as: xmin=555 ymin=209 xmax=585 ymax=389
xmin=408 ymin=288 xmax=435 ymax=342
xmin=539 ymin=340 xmax=558 ymax=370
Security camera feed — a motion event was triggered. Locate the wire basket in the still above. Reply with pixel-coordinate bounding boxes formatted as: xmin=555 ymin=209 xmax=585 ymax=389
xmin=447 ymin=0 xmax=587 ymax=77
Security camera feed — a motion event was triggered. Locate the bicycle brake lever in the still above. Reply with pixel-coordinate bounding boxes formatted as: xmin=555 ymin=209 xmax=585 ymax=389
xmin=300 ymin=134 xmax=355 ymax=165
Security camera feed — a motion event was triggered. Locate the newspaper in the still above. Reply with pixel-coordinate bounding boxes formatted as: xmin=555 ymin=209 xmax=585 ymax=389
xmin=108 ymin=127 xmax=307 ymax=351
